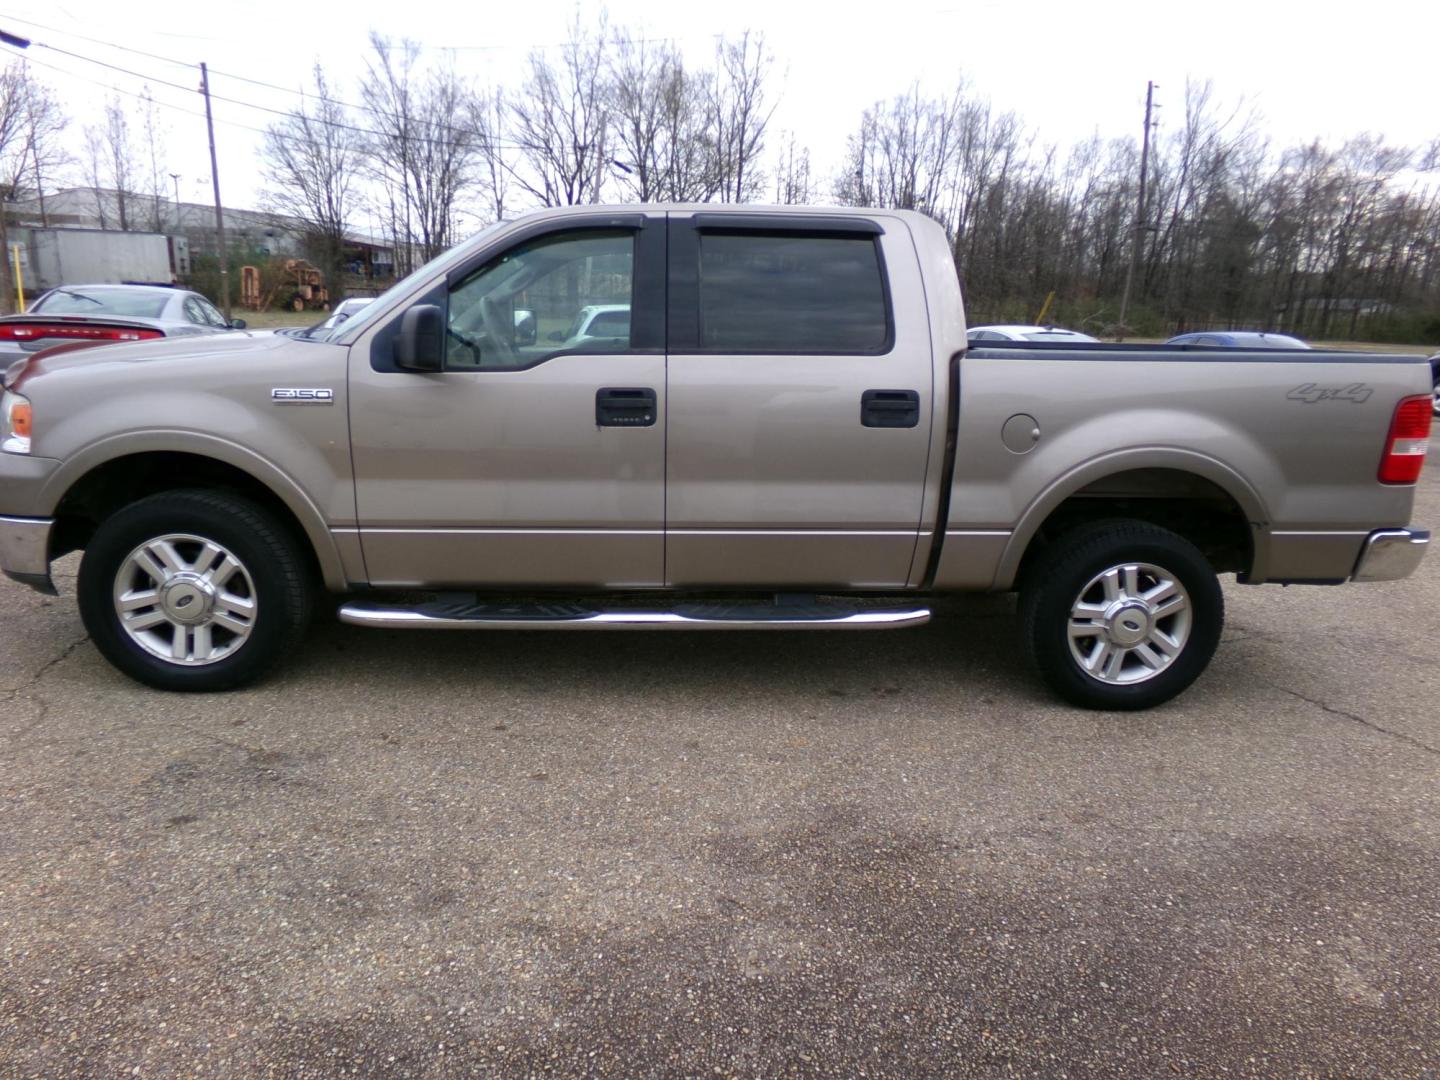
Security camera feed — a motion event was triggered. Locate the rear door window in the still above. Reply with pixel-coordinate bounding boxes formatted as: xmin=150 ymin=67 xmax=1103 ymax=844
xmin=694 ymin=232 xmax=890 ymax=354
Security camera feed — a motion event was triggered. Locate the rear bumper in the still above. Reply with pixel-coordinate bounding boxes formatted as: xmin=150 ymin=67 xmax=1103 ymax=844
xmin=1351 ymin=527 xmax=1429 ymax=583
xmin=0 ymin=515 xmax=55 ymax=595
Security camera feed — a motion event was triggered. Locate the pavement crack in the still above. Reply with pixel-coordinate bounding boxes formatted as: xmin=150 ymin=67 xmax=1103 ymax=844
xmin=167 ymin=720 xmax=262 ymax=756
xmin=21 ymin=633 xmax=90 ymax=690
xmin=2 ymin=634 xmax=89 ymax=741
xmin=1277 ymin=685 xmax=1439 ymax=757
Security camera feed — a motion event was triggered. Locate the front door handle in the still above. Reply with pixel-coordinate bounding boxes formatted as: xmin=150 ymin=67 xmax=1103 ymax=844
xmin=596 ymin=387 xmax=657 ymax=427
xmin=861 ymin=389 xmax=920 ymax=428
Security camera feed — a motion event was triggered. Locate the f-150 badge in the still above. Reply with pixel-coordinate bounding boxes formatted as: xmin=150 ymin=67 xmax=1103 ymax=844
xmin=1286 ymin=382 xmax=1372 ymax=404
xmin=271 ymin=388 xmax=335 ymax=404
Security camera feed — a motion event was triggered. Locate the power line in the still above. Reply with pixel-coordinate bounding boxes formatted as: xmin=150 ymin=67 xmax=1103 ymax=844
xmin=1 ymin=26 xmax=550 ymax=154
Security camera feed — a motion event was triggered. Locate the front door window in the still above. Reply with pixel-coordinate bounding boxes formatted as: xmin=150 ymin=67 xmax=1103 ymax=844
xmin=446 ymin=230 xmax=634 ymax=370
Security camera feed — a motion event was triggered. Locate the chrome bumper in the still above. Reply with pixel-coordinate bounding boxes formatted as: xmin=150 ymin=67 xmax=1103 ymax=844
xmin=1351 ymin=527 xmax=1429 ymax=583
xmin=0 ymin=515 xmax=55 ymax=594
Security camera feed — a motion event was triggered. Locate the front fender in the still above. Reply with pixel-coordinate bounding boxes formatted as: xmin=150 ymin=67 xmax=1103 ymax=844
xmin=38 ymin=430 xmax=352 ymax=591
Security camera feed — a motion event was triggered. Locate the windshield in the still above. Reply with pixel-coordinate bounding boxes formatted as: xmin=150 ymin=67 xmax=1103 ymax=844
xmin=36 ymin=289 xmax=169 ymax=318
xmin=316 ymin=220 xmax=510 ymax=344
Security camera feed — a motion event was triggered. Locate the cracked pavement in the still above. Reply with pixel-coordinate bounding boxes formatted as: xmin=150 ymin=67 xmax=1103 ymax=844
xmin=1 ymin=472 xmax=1437 ymax=1077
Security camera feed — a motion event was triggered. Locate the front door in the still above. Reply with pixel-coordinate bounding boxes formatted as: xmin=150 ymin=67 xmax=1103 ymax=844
xmin=663 ymin=214 xmax=934 ymax=588
xmin=348 ymin=216 xmax=667 ymax=588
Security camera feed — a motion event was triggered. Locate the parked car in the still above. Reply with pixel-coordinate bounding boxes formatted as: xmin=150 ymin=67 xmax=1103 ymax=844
xmin=319 ymin=297 xmax=375 ymax=330
xmin=1430 ymin=352 xmax=1440 ymax=418
xmin=968 ymin=325 xmax=1100 ymax=344
xmin=0 ymin=206 xmax=1431 ymax=710
xmin=1166 ymin=331 xmax=1309 ymax=349
xmin=0 ymin=285 xmax=245 ymax=366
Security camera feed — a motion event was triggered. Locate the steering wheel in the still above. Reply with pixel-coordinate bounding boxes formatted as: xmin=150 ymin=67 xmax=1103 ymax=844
xmin=478 ymin=296 xmax=518 ymax=366
xmin=445 ymin=326 xmax=484 ymax=366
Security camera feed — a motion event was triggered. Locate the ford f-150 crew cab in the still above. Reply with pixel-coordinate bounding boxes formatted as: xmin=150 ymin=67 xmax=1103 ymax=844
xmin=0 ymin=205 xmax=1432 ymax=708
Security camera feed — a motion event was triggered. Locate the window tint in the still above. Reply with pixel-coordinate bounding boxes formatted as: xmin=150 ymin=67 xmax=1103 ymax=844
xmin=696 ymin=232 xmax=889 ymax=354
xmin=446 ymin=230 xmax=634 ymax=370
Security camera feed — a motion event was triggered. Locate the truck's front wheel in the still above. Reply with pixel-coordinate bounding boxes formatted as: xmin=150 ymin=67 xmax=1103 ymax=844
xmin=78 ymin=490 xmax=313 ymax=692
xmin=1019 ymin=520 xmax=1223 ymax=710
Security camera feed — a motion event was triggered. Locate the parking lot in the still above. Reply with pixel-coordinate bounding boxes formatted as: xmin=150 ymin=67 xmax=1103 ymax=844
xmin=1 ymin=473 xmax=1437 ymax=1078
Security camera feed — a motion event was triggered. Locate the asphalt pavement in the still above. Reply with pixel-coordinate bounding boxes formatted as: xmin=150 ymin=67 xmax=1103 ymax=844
xmin=2 ymin=474 xmax=1438 ymax=1077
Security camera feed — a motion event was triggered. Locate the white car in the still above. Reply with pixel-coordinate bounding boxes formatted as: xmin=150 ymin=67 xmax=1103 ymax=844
xmin=320 ymin=297 xmax=376 ymax=330
xmin=967 ymin=324 xmax=1100 ymax=344
xmin=552 ymin=304 xmax=631 ymax=348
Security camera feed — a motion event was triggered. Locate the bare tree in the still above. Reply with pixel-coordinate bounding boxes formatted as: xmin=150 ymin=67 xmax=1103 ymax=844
xmin=100 ymin=96 xmax=137 ymax=230
xmin=773 ymin=132 xmax=812 ymax=204
xmin=79 ymin=125 xmax=110 ymax=228
xmin=362 ymin=34 xmax=421 ymax=275
xmin=406 ymin=62 xmax=482 ymax=259
xmin=606 ymin=33 xmax=713 ymax=202
xmin=138 ymin=87 xmax=169 ymax=232
xmin=260 ymin=65 xmax=362 ymax=298
xmin=0 ymin=62 xmax=33 ymax=310
xmin=705 ymin=32 xmax=775 ymax=203
xmin=468 ymin=88 xmax=512 ymax=221
xmin=506 ymin=16 xmax=613 ymax=206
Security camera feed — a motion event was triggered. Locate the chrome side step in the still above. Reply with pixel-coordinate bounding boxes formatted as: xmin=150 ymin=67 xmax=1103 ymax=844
xmin=338 ymin=598 xmax=931 ymax=631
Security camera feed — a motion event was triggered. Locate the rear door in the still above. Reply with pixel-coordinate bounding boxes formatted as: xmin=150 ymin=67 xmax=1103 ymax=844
xmin=663 ymin=213 xmax=934 ymax=588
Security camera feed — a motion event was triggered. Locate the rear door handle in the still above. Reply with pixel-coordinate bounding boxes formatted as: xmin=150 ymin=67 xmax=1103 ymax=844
xmin=861 ymin=389 xmax=920 ymax=428
xmin=596 ymin=387 xmax=657 ymax=427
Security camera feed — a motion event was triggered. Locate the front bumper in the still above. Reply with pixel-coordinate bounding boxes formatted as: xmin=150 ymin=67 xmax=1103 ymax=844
xmin=0 ymin=515 xmax=55 ymax=594
xmin=1351 ymin=527 xmax=1430 ymax=583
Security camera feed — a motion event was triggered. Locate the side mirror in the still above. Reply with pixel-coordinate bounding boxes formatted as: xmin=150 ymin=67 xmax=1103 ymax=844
xmin=395 ymin=304 xmax=444 ymax=372
xmin=230 ymin=318 xmax=247 ymax=330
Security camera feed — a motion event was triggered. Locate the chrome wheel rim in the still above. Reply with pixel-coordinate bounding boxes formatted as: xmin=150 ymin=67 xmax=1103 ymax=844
xmin=1067 ymin=562 xmax=1191 ymax=685
xmin=112 ymin=533 xmax=257 ymax=666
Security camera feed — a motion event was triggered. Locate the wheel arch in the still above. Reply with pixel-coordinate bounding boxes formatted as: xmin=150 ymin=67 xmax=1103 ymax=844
xmin=44 ymin=439 xmax=349 ymax=591
xmin=996 ymin=449 xmax=1270 ymax=591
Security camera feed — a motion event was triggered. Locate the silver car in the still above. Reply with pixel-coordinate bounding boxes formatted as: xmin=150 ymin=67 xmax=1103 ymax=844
xmin=967 ymin=324 xmax=1100 ymax=344
xmin=0 ymin=284 xmax=244 ymax=365
xmin=1165 ymin=331 xmax=1310 ymax=349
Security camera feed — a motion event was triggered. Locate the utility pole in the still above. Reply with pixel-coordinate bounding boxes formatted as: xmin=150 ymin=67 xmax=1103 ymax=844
xmin=1116 ymin=81 xmax=1156 ymax=341
xmin=198 ymin=62 xmax=232 ymax=320
xmin=170 ymin=173 xmax=182 ymax=230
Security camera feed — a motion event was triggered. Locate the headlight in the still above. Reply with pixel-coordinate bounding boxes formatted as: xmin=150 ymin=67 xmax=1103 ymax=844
xmin=1 ymin=390 xmax=32 ymax=454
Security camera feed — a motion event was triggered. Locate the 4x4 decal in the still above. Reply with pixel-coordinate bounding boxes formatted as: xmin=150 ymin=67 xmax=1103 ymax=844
xmin=1286 ymin=382 xmax=1373 ymax=404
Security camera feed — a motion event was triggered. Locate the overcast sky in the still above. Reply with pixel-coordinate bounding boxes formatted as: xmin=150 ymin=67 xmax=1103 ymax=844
xmin=6 ymin=0 xmax=1437 ymax=227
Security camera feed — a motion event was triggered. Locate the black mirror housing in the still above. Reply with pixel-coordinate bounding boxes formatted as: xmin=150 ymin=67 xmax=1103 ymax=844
xmin=230 ymin=318 xmax=247 ymax=330
xmin=396 ymin=304 xmax=444 ymax=371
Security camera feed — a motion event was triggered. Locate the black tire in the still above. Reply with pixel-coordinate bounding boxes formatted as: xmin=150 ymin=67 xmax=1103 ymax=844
xmin=1019 ymin=519 xmax=1223 ymax=710
xmin=78 ymin=489 xmax=313 ymax=691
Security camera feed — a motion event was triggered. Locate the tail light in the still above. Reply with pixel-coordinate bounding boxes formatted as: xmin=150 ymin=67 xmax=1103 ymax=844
xmin=0 ymin=323 xmax=165 ymax=343
xmin=1378 ymin=395 xmax=1432 ymax=484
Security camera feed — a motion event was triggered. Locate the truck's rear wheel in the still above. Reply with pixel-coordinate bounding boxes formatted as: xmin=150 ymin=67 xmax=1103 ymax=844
xmin=1019 ymin=520 xmax=1223 ymax=710
xmin=78 ymin=490 xmax=313 ymax=692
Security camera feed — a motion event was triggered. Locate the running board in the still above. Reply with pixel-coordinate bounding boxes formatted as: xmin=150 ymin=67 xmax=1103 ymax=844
xmin=337 ymin=598 xmax=931 ymax=631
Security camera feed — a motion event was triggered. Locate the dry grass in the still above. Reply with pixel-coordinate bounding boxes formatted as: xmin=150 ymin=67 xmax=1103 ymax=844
xmin=238 ymin=309 xmax=325 ymax=330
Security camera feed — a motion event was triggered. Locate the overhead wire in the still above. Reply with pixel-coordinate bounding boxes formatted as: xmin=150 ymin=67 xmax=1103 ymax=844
xmin=0 ymin=18 xmax=550 ymax=154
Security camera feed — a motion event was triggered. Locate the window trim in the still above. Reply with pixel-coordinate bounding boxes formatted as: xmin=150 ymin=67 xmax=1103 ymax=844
xmin=667 ymin=220 xmax=896 ymax=357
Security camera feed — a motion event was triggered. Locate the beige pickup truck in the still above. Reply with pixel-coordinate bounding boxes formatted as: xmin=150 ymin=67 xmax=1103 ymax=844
xmin=0 ymin=205 xmax=1432 ymax=708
